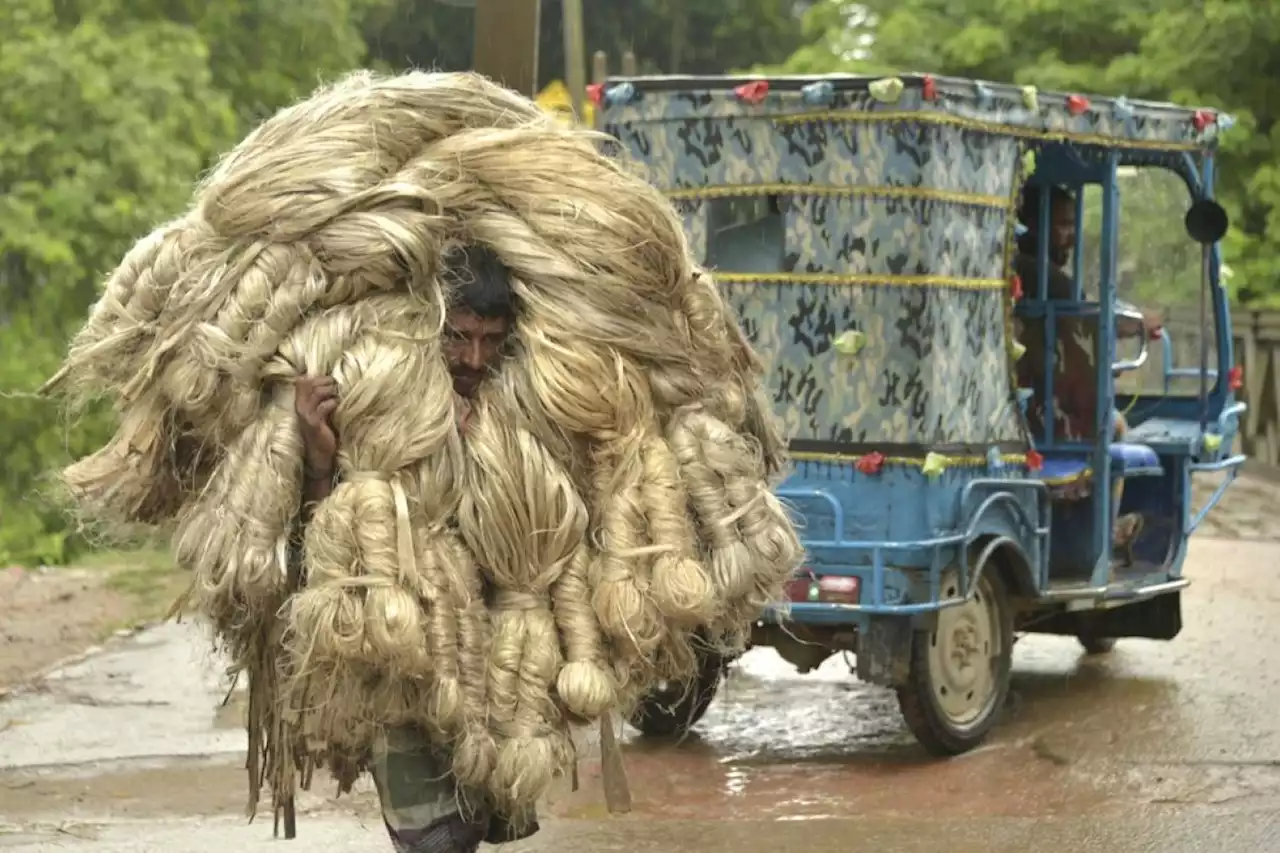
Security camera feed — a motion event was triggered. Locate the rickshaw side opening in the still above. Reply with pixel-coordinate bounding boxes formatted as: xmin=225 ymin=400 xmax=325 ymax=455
xmin=599 ymin=73 xmax=1240 ymax=753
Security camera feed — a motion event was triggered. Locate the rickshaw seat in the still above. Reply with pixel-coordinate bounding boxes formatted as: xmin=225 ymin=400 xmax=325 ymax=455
xmin=1124 ymin=417 xmax=1202 ymax=454
xmin=1038 ymin=443 xmax=1164 ymax=485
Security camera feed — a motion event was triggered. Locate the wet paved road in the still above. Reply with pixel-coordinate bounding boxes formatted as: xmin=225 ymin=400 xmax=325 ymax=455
xmin=3 ymin=537 xmax=1280 ymax=852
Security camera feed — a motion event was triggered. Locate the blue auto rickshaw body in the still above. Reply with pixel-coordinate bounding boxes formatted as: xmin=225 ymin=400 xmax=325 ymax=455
xmin=597 ymin=73 xmax=1242 ymax=751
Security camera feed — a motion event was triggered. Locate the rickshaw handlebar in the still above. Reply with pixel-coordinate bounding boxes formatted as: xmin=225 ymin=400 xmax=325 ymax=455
xmin=1112 ymin=303 xmax=1149 ymax=373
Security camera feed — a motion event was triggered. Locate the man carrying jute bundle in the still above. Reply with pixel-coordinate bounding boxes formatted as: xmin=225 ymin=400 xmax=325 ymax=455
xmin=47 ymin=70 xmax=802 ymax=852
xmin=296 ymin=245 xmax=532 ymax=851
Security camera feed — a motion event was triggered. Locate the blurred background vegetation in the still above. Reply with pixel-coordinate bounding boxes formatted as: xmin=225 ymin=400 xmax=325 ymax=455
xmin=2 ymin=0 xmax=1277 ymax=564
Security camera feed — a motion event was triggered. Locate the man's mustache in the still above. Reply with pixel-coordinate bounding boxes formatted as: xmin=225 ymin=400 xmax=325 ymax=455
xmin=451 ymin=367 xmax=491 ymax=390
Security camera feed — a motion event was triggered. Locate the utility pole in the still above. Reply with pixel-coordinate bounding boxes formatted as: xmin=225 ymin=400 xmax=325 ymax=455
xmin=473 ymin=0 xmax=541 ymax=97
xmin=561 ymin=0 xmax=586 ymax=121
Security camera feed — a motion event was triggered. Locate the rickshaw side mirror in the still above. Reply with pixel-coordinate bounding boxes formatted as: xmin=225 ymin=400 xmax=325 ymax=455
xmin=1184 ymin=199 xmax=1229 ymax=244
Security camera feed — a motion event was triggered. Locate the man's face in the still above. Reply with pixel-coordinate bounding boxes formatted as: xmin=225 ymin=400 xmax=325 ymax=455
xmin=444 ymin=308 xmax=509 ymax=398
xmin=1049 ymin=198 xmax=1077 ymax=265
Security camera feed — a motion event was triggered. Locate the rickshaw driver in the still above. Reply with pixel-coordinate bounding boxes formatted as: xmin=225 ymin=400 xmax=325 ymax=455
xmin=1014 ymin=183 xmax=1156 ymax=555
xmin=1014 ymin=184 xmax=1164 ymax=344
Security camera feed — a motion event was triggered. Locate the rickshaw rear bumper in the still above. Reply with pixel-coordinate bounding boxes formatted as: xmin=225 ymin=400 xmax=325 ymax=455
xmin=756 ymin=560 xmax=990 ymax=629
xmin=758 ymin=599 xmax=943 ymax=627
xmin=758 ymin=561 xmax=934 ymax=629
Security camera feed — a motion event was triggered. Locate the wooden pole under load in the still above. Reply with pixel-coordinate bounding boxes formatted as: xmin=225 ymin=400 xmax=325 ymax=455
xmin=473 ymin=0 xmax=542 ymax=97
xmin=592 ymin=50 xmax=608 ymax=85
xmin=561 ymin=0 xmax=587 ymax=121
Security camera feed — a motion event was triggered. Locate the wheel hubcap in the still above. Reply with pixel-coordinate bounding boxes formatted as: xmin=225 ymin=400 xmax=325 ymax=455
xmin=927 ymin=570 xmax=1001 ymax=730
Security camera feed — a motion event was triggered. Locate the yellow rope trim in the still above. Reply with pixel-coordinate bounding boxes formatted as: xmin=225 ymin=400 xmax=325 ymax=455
xmin=792 ymin=449 xmax=1092 ymax=485
xmin=773 ymin=110 xmax=1204 ymax=153
xmin=1042 ymin=468 xmax=1093 ymax=487
xmin=665 ymin=183 xmax=1010 ymax=209
xmin=716 ymin=272 xmax=1005 ymax=289
xmin=791 ymin=451 xmax=1030 ymax=468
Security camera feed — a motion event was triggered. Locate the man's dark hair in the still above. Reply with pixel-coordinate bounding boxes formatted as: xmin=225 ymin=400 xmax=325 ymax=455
xmin=441 ymin=244 xmax=517 ymax=319
xmin=1018 ymin=183 xmax=1075 ymax=233
xmin=1017 ymin=183 xmax=1075 ymax=255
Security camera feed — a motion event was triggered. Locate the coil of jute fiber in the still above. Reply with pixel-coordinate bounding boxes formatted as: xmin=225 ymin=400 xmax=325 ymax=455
xmin=44 ymin=68 xmax=803 ymax=832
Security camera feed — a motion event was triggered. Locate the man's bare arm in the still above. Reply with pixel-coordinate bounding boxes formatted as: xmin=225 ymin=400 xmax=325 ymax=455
xmin=295 ymin=375 xmax=340 ymax=532
xmin=302 ymin=467 xmax=335 ymax=521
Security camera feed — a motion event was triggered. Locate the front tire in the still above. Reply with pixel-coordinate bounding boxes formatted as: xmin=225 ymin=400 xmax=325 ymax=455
xmin=897 ymin=568 xmax=1014 ymax=756
xmin=628 ymin=656 xmax=723 ymax=738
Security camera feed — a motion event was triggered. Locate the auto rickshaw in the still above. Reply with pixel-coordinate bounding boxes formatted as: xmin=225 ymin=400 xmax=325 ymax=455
xmin=596 ymin=73 xmax=1242 ymax=752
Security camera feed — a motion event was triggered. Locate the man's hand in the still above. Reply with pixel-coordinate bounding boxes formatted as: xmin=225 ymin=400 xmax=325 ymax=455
xmin=455 ymin=394 xmax=474 ymax=434
xmin=295 ymin=376 xmax=338 ymax=475
xmin=1116 ymin=307 xmax=1163 ymax=341
xmin=1142 ymin=310 xmax=1164 ymax=339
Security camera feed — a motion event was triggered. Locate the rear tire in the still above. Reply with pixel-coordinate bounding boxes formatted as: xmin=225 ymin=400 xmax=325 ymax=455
xmin=897 ymin=568 xmax=1014 ymax=756
xmin=628 ymin=656 xmax=723 ymax=738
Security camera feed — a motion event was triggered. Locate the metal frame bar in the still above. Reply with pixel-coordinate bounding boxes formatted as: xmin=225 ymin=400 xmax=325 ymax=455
xmin=1089 ymin=152 xmax=1121 ymax=585
xmin=1188 ymin=453 xmax=1247 ymax=533
xmin=1038 ymin=577 xmax=1190 ymax=603
xmin=1071 ymin=189 xmax=1085 ymax=301
xmin=768 ymin=479 xmax=1049 ymax=617
xmin=1162 ymin=329 xmax=1220 ymax=394
xmin=1037 ymin=186 xmax=1057 ymax=447
xmin=1204 ymin=155 xmax=1237 ymax=413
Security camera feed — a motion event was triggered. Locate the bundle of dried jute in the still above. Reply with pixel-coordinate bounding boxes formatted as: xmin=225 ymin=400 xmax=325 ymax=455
xmin=46 ymin=69 xmax=801 ymax=827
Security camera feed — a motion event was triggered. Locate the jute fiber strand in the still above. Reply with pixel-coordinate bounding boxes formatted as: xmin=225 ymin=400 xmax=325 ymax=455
xmin=46 ymin=70 xmax=802 ymax=825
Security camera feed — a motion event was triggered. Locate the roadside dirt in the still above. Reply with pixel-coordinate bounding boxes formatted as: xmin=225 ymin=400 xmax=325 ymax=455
xmin=0 ymin=568 xmax=135 ymax=691
xmin=0 ymin=552 xmax=188 ymax=693
xmin=1192 ymin=471 xmax=1280 ymax=541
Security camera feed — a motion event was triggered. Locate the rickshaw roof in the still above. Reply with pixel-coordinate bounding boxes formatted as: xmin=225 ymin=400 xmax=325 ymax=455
xmin=599 ymin=73 xmax=1229 ymax=153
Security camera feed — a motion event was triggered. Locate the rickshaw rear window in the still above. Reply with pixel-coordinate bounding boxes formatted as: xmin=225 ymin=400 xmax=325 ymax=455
xmin=706 ymin=194 xmax=786 ymax=273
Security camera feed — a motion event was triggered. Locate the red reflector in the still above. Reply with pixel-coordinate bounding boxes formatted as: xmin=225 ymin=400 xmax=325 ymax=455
xmin=783 ymin=578 xmax=810 ymax=601
xmin=782 ymin=571 xmax=861 ymax=604
xmin=820 ymin=576 xmax=858 ymax=594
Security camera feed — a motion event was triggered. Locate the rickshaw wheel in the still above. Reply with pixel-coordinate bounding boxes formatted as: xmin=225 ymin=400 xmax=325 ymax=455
xmin=897 ymin=569 xmax=1014 ymax=756
xmin=1076 ymin=633 xmax=1117 ymax=655
xmin=627 ymin=655 xmax=723 ymax=738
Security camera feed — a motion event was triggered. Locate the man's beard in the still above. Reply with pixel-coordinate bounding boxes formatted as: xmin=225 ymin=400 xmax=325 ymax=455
xmin=451 ymin=368 xmax=486 ymax=398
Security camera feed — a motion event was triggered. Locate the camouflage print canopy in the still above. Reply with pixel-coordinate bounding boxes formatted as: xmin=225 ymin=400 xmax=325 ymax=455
xmin=597 ymin=74 xmax=1222 ymax=455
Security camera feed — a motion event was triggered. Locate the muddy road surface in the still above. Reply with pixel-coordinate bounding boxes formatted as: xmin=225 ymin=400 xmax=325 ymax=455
xmin=3 ymin=495 xmax=1280 ymax=850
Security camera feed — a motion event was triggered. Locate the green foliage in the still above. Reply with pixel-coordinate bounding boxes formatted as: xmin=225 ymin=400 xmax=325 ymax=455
xmin=769 ymin=0 xmax=1280 ymax=306
xmin=1077 ymin=170 xmax=1204 ymax=308
xmin=0 ymin=7 xmax=237 ymax=564
xmin=0 ymin=0 xmax=807 ymax=564
xmin=52 ymin=0 xmax=373 ymax=123
xmin=0 ymin=1 xmax=367 ymax=565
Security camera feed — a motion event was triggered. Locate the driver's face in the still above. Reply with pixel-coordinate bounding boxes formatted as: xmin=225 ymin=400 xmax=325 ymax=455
xmin=1050 ymin=199 xmax=1077 ymax=262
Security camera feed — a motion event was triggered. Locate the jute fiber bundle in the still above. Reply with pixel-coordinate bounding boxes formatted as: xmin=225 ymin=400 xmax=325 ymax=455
xmin=47 ymin=70 xmax=802 ymax=823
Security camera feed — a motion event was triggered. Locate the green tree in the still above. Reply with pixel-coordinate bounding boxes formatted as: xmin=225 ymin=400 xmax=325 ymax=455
xmin=50 ymin=0 xmax=373 ymax=123
xmin=0 ymin=4 xmax=238 ymax=563
xmin=1131 ymin=3 xmax=1280 ymax=306
xmin=0 ymin=0 xmax=802 ymax=564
